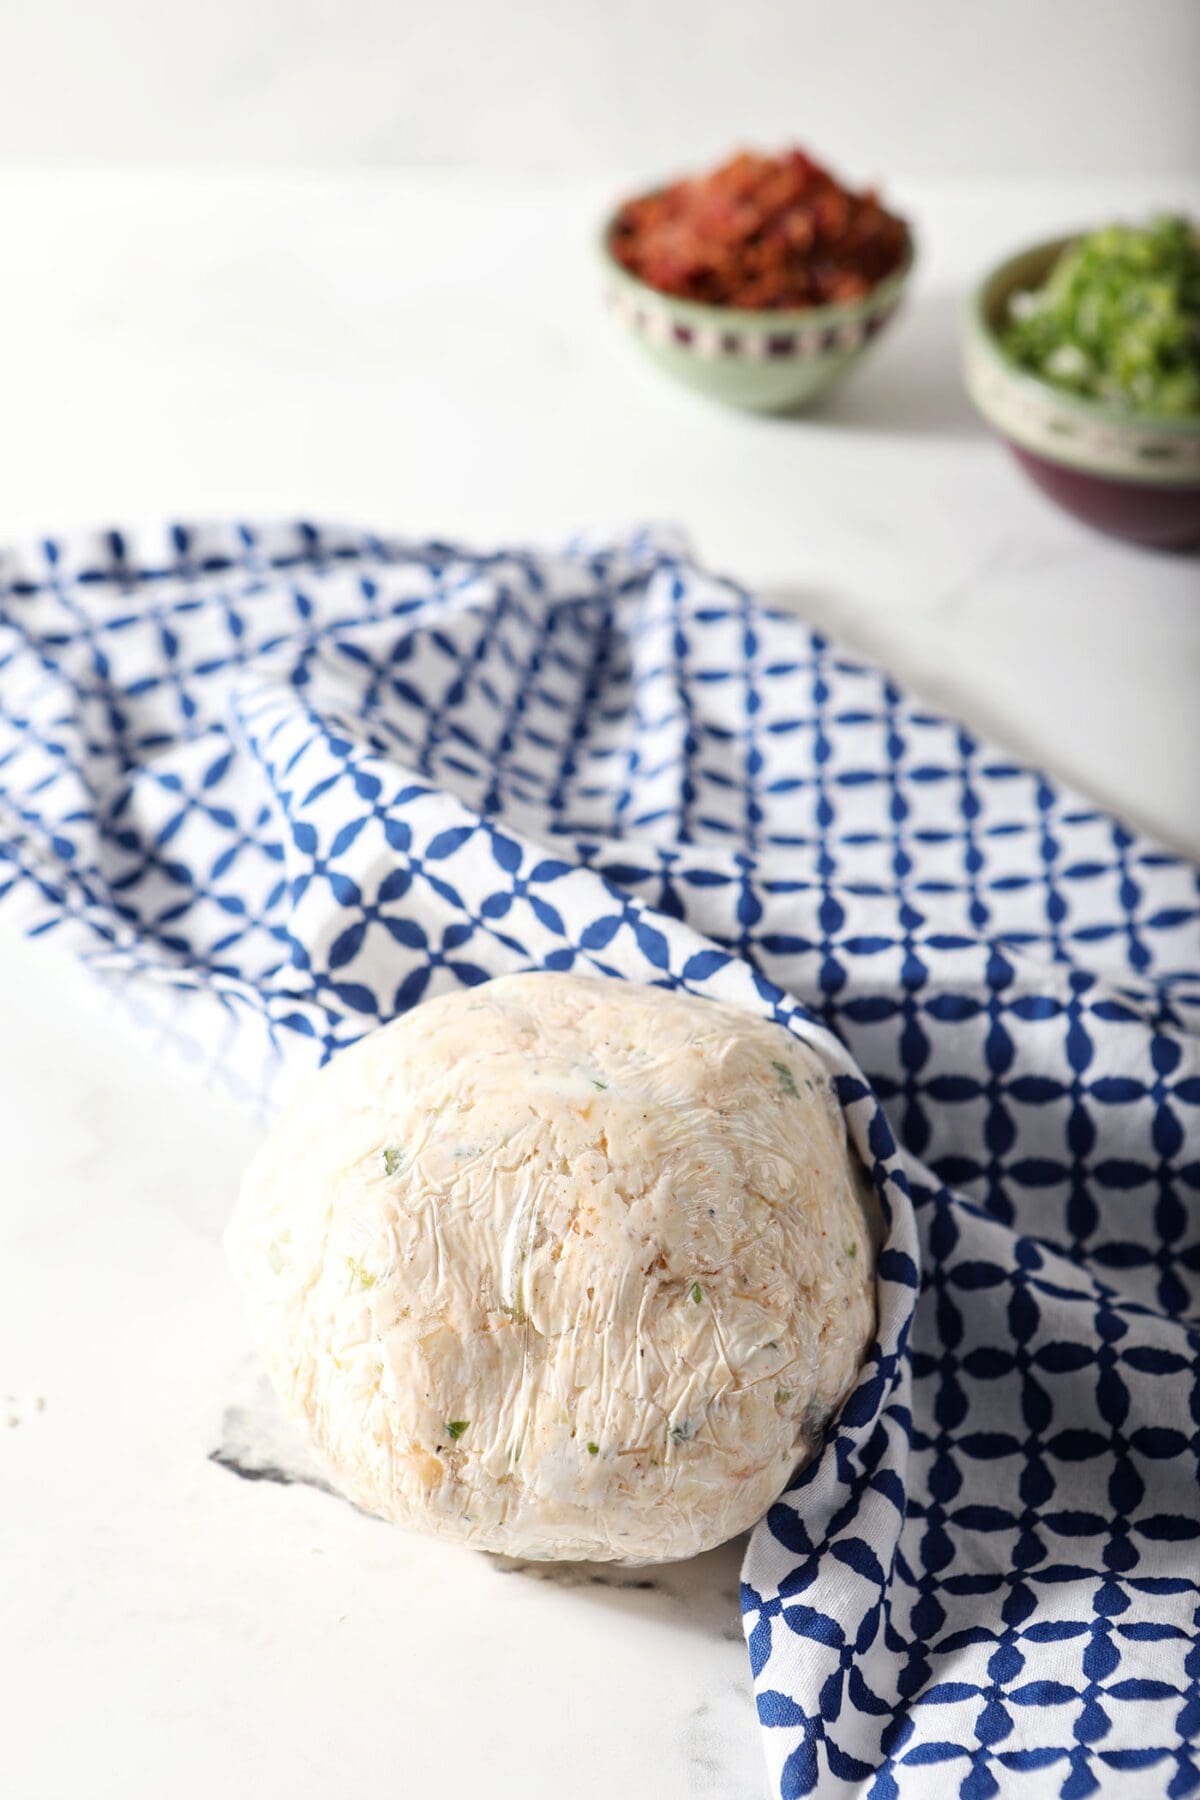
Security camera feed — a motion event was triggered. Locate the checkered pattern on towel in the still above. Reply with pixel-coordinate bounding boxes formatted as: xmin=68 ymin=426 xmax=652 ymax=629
xmin=2 ymin=522 xmax=1198 ymax=1798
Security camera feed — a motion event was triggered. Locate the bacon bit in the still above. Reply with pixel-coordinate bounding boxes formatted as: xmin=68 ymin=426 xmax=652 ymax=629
xmin=610 ymin=147 xmax=908 ymax=311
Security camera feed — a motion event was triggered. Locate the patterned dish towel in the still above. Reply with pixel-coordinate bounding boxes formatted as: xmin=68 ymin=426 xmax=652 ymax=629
xmin=1 ymin=523 xmax=1198 ymax=1799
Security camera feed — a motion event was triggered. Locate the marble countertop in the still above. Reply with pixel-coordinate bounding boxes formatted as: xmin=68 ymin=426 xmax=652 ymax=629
xmin=1 ymin=169 xmax=1197 ymax=1800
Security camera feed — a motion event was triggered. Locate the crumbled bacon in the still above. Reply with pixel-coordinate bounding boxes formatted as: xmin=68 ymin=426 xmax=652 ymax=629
xmin=609 ymin=148 xmax=909 ymax=311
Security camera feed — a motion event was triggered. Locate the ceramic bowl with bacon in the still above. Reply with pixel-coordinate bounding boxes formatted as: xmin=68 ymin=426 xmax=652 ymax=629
xmin=600 ymin=149 xmax=914 ymax=414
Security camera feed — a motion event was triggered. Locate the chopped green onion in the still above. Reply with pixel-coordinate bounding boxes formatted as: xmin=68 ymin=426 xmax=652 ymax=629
xmin=1000 ymin=215 xmax=1200 ymax=416
xmin=587 ymin=1442 xmax=600 ymax=1456
xmin=446 ymin=1420 xmax=469 ymax=1441
xmin=382 ymin=1146 xmax=403 ymax=1176
xmin=771 ymin=1059 xmax=800 ymax=1098
xmin=690 ymin=1281 xmax=703 ymax=1304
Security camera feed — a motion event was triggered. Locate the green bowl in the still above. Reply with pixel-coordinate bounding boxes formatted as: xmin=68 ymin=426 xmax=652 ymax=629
xmin=599 ymin=213 xmax=914 ymax=414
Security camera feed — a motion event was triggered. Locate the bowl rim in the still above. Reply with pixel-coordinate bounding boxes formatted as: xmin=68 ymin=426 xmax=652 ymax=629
xmin=964 ymin=229 xmax=1200 ymax=440
xmin=597 ymin=208 xmax=916 ymax=331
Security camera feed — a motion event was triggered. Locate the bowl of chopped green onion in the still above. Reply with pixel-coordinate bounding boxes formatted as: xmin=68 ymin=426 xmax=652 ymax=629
xmin=963 ymin=216 xmax=1200 ymax=548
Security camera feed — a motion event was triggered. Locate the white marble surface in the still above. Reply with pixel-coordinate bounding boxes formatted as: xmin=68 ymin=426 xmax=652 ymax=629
xmin=1 ymin=169 xmax=1198 ymax=1800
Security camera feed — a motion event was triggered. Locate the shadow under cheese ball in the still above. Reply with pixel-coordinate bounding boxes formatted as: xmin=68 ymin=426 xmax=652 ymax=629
xmin=225 ymin=973 xmax=877 ymax=1563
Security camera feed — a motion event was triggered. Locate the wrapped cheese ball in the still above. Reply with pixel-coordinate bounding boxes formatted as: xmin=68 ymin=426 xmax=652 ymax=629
xmin=225 ymin=973 xmax=877 ymax=1563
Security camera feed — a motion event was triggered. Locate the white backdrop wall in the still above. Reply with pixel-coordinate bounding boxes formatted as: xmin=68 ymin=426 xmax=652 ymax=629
xmin=0 ymin=0 xmax=1196 ymax=177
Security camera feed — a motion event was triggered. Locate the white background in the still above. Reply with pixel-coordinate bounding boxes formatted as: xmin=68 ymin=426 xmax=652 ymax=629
xmin=0 ymin=0 xmax=1197 ymax=178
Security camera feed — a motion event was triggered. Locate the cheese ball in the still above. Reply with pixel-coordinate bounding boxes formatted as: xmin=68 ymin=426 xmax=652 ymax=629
xmin=225 ymin=972 xmax=877 ymax=1563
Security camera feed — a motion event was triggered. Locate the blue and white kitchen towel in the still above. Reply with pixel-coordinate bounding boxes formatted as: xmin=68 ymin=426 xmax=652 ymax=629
xmin=1 ymin=522 xmax=1198 ymax=1798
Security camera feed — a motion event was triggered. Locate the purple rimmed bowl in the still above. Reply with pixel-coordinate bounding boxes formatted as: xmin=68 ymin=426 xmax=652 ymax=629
xmin=963 ymin=235 xmax=1200 ymax=550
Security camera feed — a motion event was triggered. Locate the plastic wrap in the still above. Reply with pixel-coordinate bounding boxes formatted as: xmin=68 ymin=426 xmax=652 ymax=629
xmin=225 ymin=973 xmax=876 ymax=1564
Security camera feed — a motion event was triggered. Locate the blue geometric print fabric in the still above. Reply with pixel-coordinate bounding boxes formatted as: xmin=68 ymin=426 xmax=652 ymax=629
xmin=1 ymin=522 xmax=1199 ymax=1797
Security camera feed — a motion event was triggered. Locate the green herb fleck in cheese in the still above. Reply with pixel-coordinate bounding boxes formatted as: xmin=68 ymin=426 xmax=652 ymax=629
xmin=771 ymin=1059 xmax=800 ymax=1098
